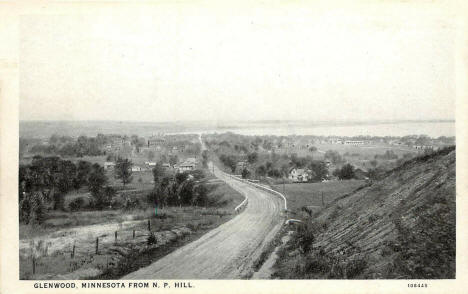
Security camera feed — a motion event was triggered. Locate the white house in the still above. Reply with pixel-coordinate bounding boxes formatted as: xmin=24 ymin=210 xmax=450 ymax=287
xmin=104 ymin=162 xmax=115 ymax=170
xmin=178 ymin=162 xmax=196 ymax=172
xmin=289 ymin=168 xmax=310 ymax=183
xmin=344 ymin=140 xmax=365 ymax=145
xmin=131 ymin=165 xmax=144 ymax=172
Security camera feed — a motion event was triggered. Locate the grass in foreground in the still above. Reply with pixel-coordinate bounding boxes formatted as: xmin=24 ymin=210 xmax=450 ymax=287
xmin=19 ymin=180 xmax=244 ymax=280
xmin=271 ymin=180 xmax=365 ymax=219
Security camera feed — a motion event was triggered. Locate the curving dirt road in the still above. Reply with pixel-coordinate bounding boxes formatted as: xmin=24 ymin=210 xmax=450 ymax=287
xmin=122 ymin=164 xmax=285 ymax=279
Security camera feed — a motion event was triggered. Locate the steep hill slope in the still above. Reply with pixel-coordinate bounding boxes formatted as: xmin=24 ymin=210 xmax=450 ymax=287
xmin=274 ymin=146 xmax=456 ymax=279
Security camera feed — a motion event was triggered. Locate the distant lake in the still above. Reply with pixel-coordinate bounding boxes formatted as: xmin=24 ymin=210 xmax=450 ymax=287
xmin=193 ymin=121 xmax=456 ymax=138
xmin=20 ymin=120 xmax=455 ymax=138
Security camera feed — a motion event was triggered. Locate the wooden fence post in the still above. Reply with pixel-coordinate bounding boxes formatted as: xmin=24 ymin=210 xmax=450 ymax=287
xmin=133 ymin=230 xmax=135 ymax=239
xmin=32 ymin=256 xmax=36 ymax=275
xmin=148 ymin=219 xmax=151 ymax=231
xmin=115 ymin=231 xmax=118 ymax=242
xmin=71 ymin=243 xmax=75 ymax=259
xmin=95 ymin=237 xmax=99 ymax=254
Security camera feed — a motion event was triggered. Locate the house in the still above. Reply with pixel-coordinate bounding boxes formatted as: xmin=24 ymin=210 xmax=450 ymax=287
xmin=162 ymin=163 xmax=171 ymax=168
xmin=178 ymin=162 xmax=196 ymax=172
xmin=288 ymin=168 xmax=310 ymax=183
xmin=104 ymin=162 xmax=115 ymax=170
xmin=145 ymin=161 xmax=157 ymax=167
xmin=147 ymin=136 xmax=165 ymax=147
xmin=236 ymin=161 xmax=248 ymax=169
xmin=131 ymin=165 xmax=143 ymax=172
xmin=344 ymin=140 xmax=365 ymax=145
xmin=177 ymin=158 xmax=198 ymax=172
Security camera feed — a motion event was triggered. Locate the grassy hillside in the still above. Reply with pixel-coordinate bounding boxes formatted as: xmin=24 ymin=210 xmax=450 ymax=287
xmin=271 ymin=180 xmax=365 ymax=218
xmin=273 ymin=146 xmax=455 ymax=279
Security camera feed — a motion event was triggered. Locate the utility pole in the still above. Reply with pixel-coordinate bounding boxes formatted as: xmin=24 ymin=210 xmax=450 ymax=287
xmin=283 ymin=177 xmax=285 ymax=194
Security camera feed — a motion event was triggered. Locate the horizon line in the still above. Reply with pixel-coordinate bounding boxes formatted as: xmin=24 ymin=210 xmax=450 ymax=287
xmin=19 ymin=118 xmax=455 ymax=124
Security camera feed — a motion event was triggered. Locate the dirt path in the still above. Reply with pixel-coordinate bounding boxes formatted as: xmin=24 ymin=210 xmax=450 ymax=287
xmin=252 ymin=233 xmax=291 ymax=279
xmin=122 ymin=164 xmax=285 ymax=279
xmin=19 ymin=219 xmax=147 ymax=257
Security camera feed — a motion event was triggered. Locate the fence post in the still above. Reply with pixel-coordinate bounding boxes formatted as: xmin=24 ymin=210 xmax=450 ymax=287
xmin=95 ymin=237 xmax=99 ymax=254
xmin=32 ymin=256 xmax=36 ymax=275
xmin=133 ymin=230 xmax=135 ymax=239
xmin=71 ymin=243 xmax=75 ymax=259
xmin=148 ymin=219 xmax=151 ymax=231
xmin=115 ymin=231 xmax=118 ymax=243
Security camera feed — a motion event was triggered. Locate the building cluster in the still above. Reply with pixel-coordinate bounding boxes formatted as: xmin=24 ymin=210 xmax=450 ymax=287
xmin=103 ymin=157 xmax=198 ymax=174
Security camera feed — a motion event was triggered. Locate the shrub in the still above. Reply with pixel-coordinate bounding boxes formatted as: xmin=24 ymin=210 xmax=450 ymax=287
xmin=296 ymin=224 xmax=315 ymax=253
xmin=69 ymin=197 xmax=85 ymax=211
xmin=345 ymin=258 xmax=367 ymax=278
xmin=147 ymin=232 xmax=157 ymax=245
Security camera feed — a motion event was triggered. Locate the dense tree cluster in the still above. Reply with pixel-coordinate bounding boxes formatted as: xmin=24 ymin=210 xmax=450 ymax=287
xmin=19 ymin=156 xmax=115 ymax=223
xmin=114 ymin=157 xmax=133 ymax=186
xmin=333 ymin=163 xmax=356 ymax=180
xmin=147 ymin=169 xmax=210 ymax=208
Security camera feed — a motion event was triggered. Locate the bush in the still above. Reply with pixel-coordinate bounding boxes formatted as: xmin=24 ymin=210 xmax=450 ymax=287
xmin=69 ymin=197 xmax=85 ymax=211
xmin=296 ymin=224 xmax=315 ymax=253
xmin=345 ymin=258 xmax=367 ymax=279
xmin=333 ymin=164 xmax=355 ymax=180
xmin=147 ymin=232 xmax=157 ymax=245
xmin=20 ymin=193 xmax=46 ymax=225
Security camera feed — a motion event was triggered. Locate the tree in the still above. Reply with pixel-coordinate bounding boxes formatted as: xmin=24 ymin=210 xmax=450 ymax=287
xmin=309 ymin=160 xmax=329 ymax=181
xmin=147 ymin=150 xmax=155 ymax=161
xmin=103 ymin=186 xmax=116 ymax=206
xmin=256 ymin=165 xmax=267 ymax=177
xmin=88 ymin=163 xmax=108 ymax=209
xmin=169 ymin=155 xmax=179 ymax=166
xmin=334 ymin=163 xmax=355 ymax=180
xmin=20 ymin=192 xmax=46 ymax=225
xmin=74 ymin=160 xmax=92 ymax=189
xmin=247 ymin=152 xmax=258 ymax=164
xmin=194 ymin=184 xmax=209 ymax=207
xmin=325 ymin=150 xmax=343 ymax=165
xmin=202 ymin=150 xmax=209 ymax=168
xmin=179 ymin=181 xmax=195 ymax=206
xmin=166 ymin=182 xmax=180 ymax=206
xmin=152 ymin=163 xmax=165 ymax=185
xmin=219 ymin=154 xmax=236 ymax=173
xmin=115 ymin=157 xmax=133 ymax=186
xmin=241 ymin=168 xmax=251 ymax=179
xmin=176 ymin=172 xmax=189 ymax=185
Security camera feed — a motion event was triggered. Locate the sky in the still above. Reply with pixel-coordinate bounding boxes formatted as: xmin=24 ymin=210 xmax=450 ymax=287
xmin=19 ymin=2 xmax=456 ymax=123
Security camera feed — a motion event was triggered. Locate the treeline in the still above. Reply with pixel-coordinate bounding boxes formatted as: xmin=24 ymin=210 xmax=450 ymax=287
xmin=147 ymin=165 xmax=211 ymax=208
xmin=217 ymin=150 xmax=330 ymax=182
xmin=27 ymin=135 xmax=108 ymax=157
xmin=19 ymin=156 xmax=116 ymax=224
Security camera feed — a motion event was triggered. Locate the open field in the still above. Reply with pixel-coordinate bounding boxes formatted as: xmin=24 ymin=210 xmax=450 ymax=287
xmin=19 ymin=179 xmax=244 ymax=279
xmin=271 ymin=180 xmax=366 ymax=219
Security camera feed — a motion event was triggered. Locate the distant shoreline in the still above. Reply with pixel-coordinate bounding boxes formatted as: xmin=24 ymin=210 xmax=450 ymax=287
xmin=19 ymin=119 xmax=455 ymax=139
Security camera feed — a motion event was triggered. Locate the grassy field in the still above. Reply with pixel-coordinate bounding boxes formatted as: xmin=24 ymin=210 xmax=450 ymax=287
xmin=19 ymin=178 xmax=244 ymax=279
xmin=271 ymin=180 xmax=365 ymax=219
